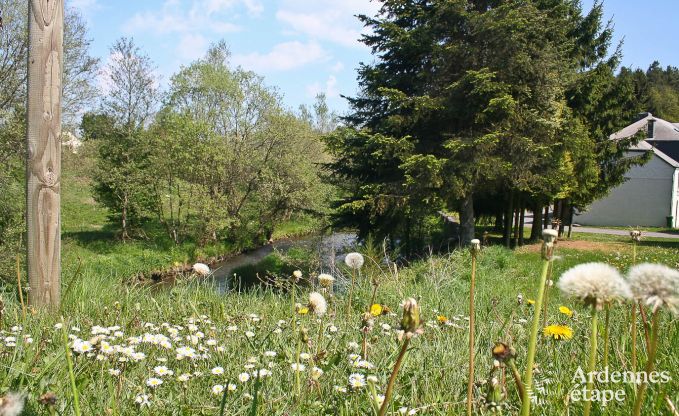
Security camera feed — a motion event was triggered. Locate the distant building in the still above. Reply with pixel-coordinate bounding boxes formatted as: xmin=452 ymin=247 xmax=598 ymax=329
xmin=575 ymin=113 xmax=679 ymax=228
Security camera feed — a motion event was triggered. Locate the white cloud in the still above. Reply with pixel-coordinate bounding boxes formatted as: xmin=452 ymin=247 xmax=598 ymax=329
xmin=233 ymin=41 xmax=330 ymax=72
xmin=306 ymin=75 xmax=339 ymax=99
xmin=276 ymin=0 xmax=380 ymax=48
xmin=176 ymin=34 xmax=209 ymax=61
xmin=330 ymin=61 xmax=345 ymax=73
xmin=122 ymin=0 xmax=248 ymax=36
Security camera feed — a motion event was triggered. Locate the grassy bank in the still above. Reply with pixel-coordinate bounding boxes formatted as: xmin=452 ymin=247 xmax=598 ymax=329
xmin=1 ymin=240 xmax=678 ymax=415
xmin=58 ymin=151 xmax=324 ymax=282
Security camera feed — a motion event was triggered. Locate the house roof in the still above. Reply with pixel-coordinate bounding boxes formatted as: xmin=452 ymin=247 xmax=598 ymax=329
xmin=610 ymin=113 xmax=679 ymax=168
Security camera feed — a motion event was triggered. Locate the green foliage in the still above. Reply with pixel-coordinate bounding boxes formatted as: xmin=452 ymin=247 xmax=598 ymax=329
xmin=325 ymin=0 xmax=647 ymax=249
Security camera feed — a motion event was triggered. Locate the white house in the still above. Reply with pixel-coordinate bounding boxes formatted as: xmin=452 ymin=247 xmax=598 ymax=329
xmin=575 ymin=113 xmax=679 ymax=228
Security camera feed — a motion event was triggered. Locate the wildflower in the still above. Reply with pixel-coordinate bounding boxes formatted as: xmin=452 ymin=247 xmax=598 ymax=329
xmin=264 ymin=350 xmax=277 ymax=358
xmin=72 ymin=340 xmax=93 ymax=354
xmin=559 ymin=306 xmax=573 ymax=318
xmin=375 ymin=394 xmax=386 ymax=406
xmin=543 ymin=325 xmax=574 ymax=340
xmin=238 ymin=372 xmax=250 ymax=383
xmin=399 ymin=298 xmax=422 ymax=338
xmin=134 ymin=394 xmax=151 ymax=407
xmin=38 ymin=392 xmax=57 ymax=406
xmin=436 ymin=315 xmax=448 ymax=324
xmin=0 ymin=392 xmax=24 ymax=416
xmin=627 ymin=263 xmax=679 ymax=314
xmin=318 ymin=273 xmax=335 ymax=288
xmin=334 ymin=386 xmax=347 ymax=393
xmin=291 ymin=363 xmax=306 ymax=372
xmin=245 ymin=331 xmax=255 ymax=338
xmin=108 ymin=369 xmax=121 ymax=376
xmin=311 ymin=367 xmax=324 ymax=380
xmin=297 ymin=307 xmax=309 ymax=315
xmin=517 ymin=294 xmax=524 ymax=305
xmin=293 ymin=270 xmax=303 ymax=282
xmin=345 ymin=252 xmax=365 ymax=269
xmin=192 ymin=263 xmax=211 ymax=276
xmin=146 ymin=378 xmax=163 ymax=388
xmin=470 ymin=238 xmax=481 ymax=253
xmin=526 ymin=299 xmax=535 ymax=306
xmin=370 ymin=304 xmax=383 ymax=316
xmin=255 ymin=369 xmax=271 ymax=378
xmin=299 ymin=352 xmax=311 ymax=360
xmin=212 ymin=385 xmax=224 ymax=395
xmin=367 ymin=375 xmax=378 ymax=384
xmin=177 ymin=373 xmax=191 ymax=382
xmin=211 ymin=367 xmax=224 ymax=376
xmin=630 ymin=229 xmax=642 ymax=243
xmin=308 ymin=292 xmax=327 ymax=316
xmin=348 ymin=373 xmax=366 ymax=389
xmin=228 ymin=383 xmax=237 ymax=391
xmin=557 ymin=263 xmax=631 ymax=309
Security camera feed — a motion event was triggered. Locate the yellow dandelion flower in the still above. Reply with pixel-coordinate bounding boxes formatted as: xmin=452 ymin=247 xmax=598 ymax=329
xmin=559 ymin=306 xmax=573 ymax=317
xmin=436 ymin=315 xmax=448 ymax=324
xmin=370 ymin=304 xmax=383 ymax=317
xmin=297 ymin=307 xmax=309 ymax=315
xmin=527 ymin=299 xmax=535 ymax=306
xmin=543 ymin=325 xmax=573 ymax=340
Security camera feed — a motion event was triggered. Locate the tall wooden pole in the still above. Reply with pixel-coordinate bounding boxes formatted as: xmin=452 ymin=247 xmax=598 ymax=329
xmin=27 ymin=0 xmax=63 ymax=308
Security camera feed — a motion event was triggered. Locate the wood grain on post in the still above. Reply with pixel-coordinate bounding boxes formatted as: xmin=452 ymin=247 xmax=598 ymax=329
xmin=26 ymin=0 xmax=63 ymax=308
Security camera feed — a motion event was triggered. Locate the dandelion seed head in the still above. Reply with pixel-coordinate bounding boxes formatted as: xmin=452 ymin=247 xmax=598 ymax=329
xmin=557 ymin=263 xmax=631 ymax=308
xmin=192 ymin=263 xmax=210 ymax=276
xmin=308 ymin=292 xmax=327 ymax=316
xmin=0 ymin=392 xmax=24 ymax=416
xmin=344 ymin=252 xmax=365 ymax=269
xmin=318 ymin=273 xmax=335 ymax=288
xmin=627 ymin=263 xmax=679 ymax=314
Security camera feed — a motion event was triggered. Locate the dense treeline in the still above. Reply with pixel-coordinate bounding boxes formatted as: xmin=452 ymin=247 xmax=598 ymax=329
xmin=85 ymin=40 xmax=332 ymax=246
xmin=323 ymin=0 xmax=654 ymax=252
xmin=619 ymin=61 xmax=679 ymax=122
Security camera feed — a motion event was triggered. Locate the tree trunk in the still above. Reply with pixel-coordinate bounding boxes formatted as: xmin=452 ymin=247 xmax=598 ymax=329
xmin=512 ymin=203 xmax=520 ymax=248
xmin=543 ymin=205 xmax=549 ymax=229
xmin=504 ymin=191 xmax=514 ymax=248
xmin=568 ymin=206 xmax=575 ymax=238
xmin=494 ymin=210 xmax=504 ymax=233
xmin=121 ymin=194 xmax=130 ymax=241
xmin=530 ymin=203 xmax=543 ymax=242
xmin=519 ymin=204 xmax=525 ymax=246
xmin=459 ymin=193 xmax=475 ymax=246
xmin=27 ymin=0 xmax=64 ymax=308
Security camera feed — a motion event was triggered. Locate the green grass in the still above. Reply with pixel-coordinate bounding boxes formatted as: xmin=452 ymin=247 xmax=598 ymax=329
xmin=1 ymin=241 xmax=677 ymax=415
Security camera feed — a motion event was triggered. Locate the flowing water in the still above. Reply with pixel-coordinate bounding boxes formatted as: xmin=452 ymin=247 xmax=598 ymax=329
xmin=209 ymin=232 xmax=357 ymax=292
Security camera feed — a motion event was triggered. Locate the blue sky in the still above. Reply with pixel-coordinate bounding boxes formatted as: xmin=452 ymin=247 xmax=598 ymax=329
xmin=68 ymin=0 xmax=678 ymax=116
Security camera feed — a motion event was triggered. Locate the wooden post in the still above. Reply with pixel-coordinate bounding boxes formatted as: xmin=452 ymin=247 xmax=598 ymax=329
xmin=26 ymin=0 xmax=63 ymax=308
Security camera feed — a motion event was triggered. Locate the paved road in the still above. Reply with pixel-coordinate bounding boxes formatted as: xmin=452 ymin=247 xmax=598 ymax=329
xmin=523 ymin=212 xmax=679 ymax=239
xmin=570 ymin=226 xmax=679 ymax=239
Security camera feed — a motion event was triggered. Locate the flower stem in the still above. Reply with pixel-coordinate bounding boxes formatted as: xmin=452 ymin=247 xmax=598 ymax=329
xmin=467 ymin=252 xmax=477 ymax=416
xmin=631 ymin=303 xmax=637 ymax=371
xmin=347 ymin=268 xmax=356 ymax=318
xmin=61 ymin=318 xmax=82 ymax=416
xmin=520 ymin=256 xmax=551 ymax=416
xmin=584 ymin=308 xmax=598 ymax=416
xmin=378 ymin=337 xmax=410 ymax=416
xmin=603 ymin=303 xmax=610 ymax=369
xmin=16 ymin=255 xmax=26 ymax=321
xmin=632 ymin=310 xmax=659 ymax=416
xmin=508 ymin=360 xmax=526 ymax=403
xmin=295 ymin=335 xmax=302 ymax=401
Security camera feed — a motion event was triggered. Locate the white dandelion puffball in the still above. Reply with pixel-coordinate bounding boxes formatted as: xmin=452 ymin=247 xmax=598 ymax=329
xmin=192 ymin=263 xmax=211 ymax=276
xmin=0 ymin=392 xmax=24 ymax=416
xmin=627 ymin=263 xmax=679 ymax=314
xmin=557 ymin=262 xmax=631 ymax=307
xmin=345 ymin=252 xmax=365 ymax=269
xmin=308 ymin=292 xmax=327 ymax=316
xmin=318 ymin=273 xmax=335 ymax=288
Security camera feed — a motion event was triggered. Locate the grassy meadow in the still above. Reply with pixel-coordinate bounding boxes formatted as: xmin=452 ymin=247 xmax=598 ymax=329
xmin=2 ymin=230 xmax=679 ymax=414
xmin=0 ymin=152 xmax=678 ymax=415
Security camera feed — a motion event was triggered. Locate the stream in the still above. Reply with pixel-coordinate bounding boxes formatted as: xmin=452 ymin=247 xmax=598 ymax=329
xmin=209 ymin=232 xmax=357 ymax=292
